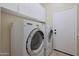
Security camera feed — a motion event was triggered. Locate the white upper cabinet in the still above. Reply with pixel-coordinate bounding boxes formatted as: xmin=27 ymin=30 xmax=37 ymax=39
xmin=18 ymin=3 xmax=45 ymax=21
xmin=0 ymin=3 xmax=18 ymax=12
xmin=0 ymin=3 xmax=45 ymax=21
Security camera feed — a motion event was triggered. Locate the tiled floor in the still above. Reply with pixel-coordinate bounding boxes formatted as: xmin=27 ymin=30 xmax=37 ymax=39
xmin=50 ymin=50 xmax=69 ymax=56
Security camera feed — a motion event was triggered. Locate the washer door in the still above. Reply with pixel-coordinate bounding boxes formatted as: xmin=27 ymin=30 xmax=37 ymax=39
xmin=26 ymin=28 xmax=44 ymax=56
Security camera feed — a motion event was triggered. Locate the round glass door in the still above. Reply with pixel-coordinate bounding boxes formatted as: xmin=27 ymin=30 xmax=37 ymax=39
xmin=26 ymin=28 xmax=44 ymax=56
xmin=48 ymin=29 xmax=53 ymax=42
xmin=31 ymin=31 xmax=43 ymax=50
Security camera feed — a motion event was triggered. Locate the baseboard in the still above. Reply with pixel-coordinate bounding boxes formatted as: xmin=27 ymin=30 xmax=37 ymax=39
xmin=54 ymin=49 xmax=74 ymax=56
xmin=0 ymin=53 xmax=9 ymax=56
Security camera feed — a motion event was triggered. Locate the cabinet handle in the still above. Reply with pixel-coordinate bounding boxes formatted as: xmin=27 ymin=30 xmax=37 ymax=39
xmin=27 ymin=23 xmax=32 ymax=25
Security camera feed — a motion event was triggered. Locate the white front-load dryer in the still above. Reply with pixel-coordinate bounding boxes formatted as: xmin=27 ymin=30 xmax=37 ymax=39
xmin=46 ymin=25 xmax=53 ymax=55
xmin=11 ymin=20 xmax=45 ymax=56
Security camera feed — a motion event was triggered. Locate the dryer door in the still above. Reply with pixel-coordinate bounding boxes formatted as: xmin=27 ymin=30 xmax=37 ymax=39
xmin=26 ymin=28 xmax=44 ymax=56
xmin=48 ymin=29 xmax=53 ymax=42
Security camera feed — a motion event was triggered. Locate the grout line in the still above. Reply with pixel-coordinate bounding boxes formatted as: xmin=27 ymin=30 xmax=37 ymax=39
xmin=48 ymin=51 xmax=53 ymax=56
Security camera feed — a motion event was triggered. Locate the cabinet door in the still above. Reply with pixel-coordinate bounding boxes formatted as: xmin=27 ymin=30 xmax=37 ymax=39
xmin=18 ymin=3 xmax=45 ymax=21
xmin=0 ymin=3 xmax=18 ymax=12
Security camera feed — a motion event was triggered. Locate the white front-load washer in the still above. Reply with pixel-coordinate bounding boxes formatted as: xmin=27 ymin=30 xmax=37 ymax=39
xmin=11 ymin=20 xmax=45 ymax=56
xmin=34 ymin=22 xmax=46 ymax=56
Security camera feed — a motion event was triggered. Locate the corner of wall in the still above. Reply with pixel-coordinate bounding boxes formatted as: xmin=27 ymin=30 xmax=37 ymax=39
xmin=0 ymin=8 xmax=2 ymax=53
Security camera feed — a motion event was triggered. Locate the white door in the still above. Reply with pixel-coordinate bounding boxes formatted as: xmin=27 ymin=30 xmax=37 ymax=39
xmin=53 ymin=8 xmax=77 ymax=55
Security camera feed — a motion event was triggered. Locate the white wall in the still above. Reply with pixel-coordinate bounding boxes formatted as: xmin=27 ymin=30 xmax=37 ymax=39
xmin=0 ymin=8 xmax=1 ymax=53
xmin=42 ymin=4 xmax=53 ymax=26
xmin=77 ymin=4 xmax=79 ymax=55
